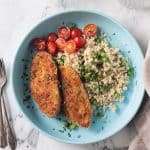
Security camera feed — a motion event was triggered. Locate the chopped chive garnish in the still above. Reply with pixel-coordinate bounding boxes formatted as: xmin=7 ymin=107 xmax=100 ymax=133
xmin=63 ymin=127 xmax=66 ymax=131
xmin=92 ymin=121 xmax=95 ymax=124
xmin=69 ymin=23 xmax=77 ymax=28
xmin=61 ymin=120 xmax=78 ymax=131
xmin=68 ymin=123 xmax=77 ymax=130
xmin=95 ymin=36 xmax=102 ymax=43
xmin=24 ymin=64 xmax=28 ymax=70
xmin=25 ymin=95 xmax=31 ymax=99
xmin=26 ymin=105 xmax=30 ymax=109
xmin=58 ymin=117 xmax=62 ymax=121
xmin=62 ymin=120 xmax=69 ymax=127
xmin=96 ymin=111 xmax=104 ymax=118
xmin=127 ymin=67 xmax=134 ymax=77
xmin=68 ymin=133 xmax=71 ymax=137
xmin=91 ymin=98 xmax=99 ymax=107
xmin=58 ymin=130 xmax=64 ymax=133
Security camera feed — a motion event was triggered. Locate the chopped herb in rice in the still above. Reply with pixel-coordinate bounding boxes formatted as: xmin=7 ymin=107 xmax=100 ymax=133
xmin=55 ymin=34 xmax=132 ymax=111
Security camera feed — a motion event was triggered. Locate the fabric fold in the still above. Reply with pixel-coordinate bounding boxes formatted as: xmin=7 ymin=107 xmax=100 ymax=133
xmin=129 ymin=41 xmax=150 ymax=150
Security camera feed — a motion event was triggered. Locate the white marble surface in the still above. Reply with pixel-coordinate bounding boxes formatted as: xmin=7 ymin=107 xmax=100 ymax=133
xmin=1 ymin=0 xmax=150 ymax=149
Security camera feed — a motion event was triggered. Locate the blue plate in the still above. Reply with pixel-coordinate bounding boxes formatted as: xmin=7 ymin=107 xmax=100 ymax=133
xmin=12 ymin=10 xmax=144 ymax=144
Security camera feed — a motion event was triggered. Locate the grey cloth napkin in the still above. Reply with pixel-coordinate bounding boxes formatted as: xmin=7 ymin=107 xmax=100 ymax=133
xmin=129 ymin=41 xmax=150 ymax=150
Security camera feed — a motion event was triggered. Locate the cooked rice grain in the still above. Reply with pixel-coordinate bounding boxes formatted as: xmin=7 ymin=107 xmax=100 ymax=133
xmin=56 ymin=35 xmax=131 ymax=110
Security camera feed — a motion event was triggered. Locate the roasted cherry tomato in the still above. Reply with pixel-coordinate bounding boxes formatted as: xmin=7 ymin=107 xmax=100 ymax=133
xmin=58 ymin=26 xmax=70 ymax=40
xmin=70 ymin=28 xmax=82 ymax=38
xmin=55 ymin=38 xmax=67 ymax=52
xmin=83 ymin=24 xmax=97 ymax=37
xmin=65 ymin=40 xmax=77 ymax=54
xmin=73 ymin=37 xmax=86 ymax=48
xmin=47 ymin=33 xmax=58 ymax=42
xmin=47 ymin=41 xmax=57 ymax=55
xmin=33 ymin=38 xmax=46 ymax=51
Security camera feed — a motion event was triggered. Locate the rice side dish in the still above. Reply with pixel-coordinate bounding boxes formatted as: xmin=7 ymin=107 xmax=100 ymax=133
xmin=56 ymin=35 xmax=132 ymax=111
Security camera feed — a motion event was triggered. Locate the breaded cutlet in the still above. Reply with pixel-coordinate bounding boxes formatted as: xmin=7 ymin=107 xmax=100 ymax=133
xmin=59 ymin=66 xmax=92 ymax=127
xmin=30 ymin=51 xmax=61 ymax=117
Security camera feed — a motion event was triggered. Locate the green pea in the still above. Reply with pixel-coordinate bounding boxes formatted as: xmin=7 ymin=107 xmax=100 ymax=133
xmin=102 ymin=57 xmax=109 ymax=63
xmin=80 ymin=65 xmax=90 ymax=74
xmin=84 ymin=73 xmax=92 ymax=81
xmin=59 ymin=60 xmax=64 ymax=66
xmin=80 ymin=65 xmax=84 ymax=71
xmin=85 ymin=65 xmax=91 ymax=72
xmin=96 ymin=50 xmax=109 ymax=63
xmin=58 ymin=55 xmax=66 ymax=66
xmin=114 ymin=92 xmax=121 ymax=99
xmin=92 ymin=84 xmax=97 ymax=91
xmin=97 ymin=50 xmax=103 ymax=57
xmin=100 ymin=51 xmax=106 ymax=57
xmin=79 ymin=65 xmax=97 ymax=81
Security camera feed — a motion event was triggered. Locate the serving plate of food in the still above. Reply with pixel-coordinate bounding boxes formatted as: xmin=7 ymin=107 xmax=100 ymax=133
xmin=12 ymin=10 xmax=144 ymax=144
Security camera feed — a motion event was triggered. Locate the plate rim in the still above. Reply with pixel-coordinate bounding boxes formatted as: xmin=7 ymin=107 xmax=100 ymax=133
xmin=11 ymin=10 xmax=145 ymax=144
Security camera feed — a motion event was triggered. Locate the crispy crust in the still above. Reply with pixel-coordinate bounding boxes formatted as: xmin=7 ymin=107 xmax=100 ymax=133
xmin=59 ymin=66 xmax=92 ymax=127
xmin=30 ymin=51 xmax=61 ymax=117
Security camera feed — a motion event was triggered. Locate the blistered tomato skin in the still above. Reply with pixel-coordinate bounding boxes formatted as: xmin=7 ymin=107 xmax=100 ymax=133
xmin=55 ymin=38 xmax=67 ymax=52
xmin=58 ymin=26 xmax=71 ymax=40
xmin=71 ymin=28 xmax=82 ymax=39
xmin=73 ymin=37 xmax=86 ymax=48
xmin=83 ymin=24 xmax=97 ymax=37
xmin=65 ymin=40 xmax=77 ymax=54
xmin=33 ymin=38 xmax=46 ymax=51
xmin=47 ymin=41 xmax=57 ymax=55
xmin=47 ymin=33 xmax=58 ymax=42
